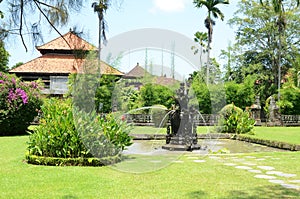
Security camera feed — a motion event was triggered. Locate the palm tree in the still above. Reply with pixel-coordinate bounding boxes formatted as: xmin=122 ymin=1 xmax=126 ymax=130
xmin=92 ymin=0 xmax=110 ymax=61
xmin=193 ymin=0 xmax=229 ymax=85
xmin=259 ymin=0 xmax=300 ymax=100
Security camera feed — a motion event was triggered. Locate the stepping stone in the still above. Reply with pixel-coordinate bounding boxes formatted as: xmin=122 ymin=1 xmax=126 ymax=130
xmin=276 ymin=173 xmax=297 ymax=178
xmin=243 ymin=162 xmax=257 ymax=166
xmin=290 ymin=180 xmax=300 ymax=183
xmin=245 ymin=156 xmax=256 ymax=159
xmin=280 ymin=184 xmax=300 ymax=189
xmin=266 ymin=171 xmax=283 ymax=175
xmin=257 ymin=166 xmax=275 ymax=171
xmin=193 ymin=160 xmax=206 ymax=163
xmin=224 ymin=163 xmax=237 ymax=166
xmin=254 ymin=175 xmax=277 ymax=179
xmin=233 ymin=159 xmax=246 ymax=162
xmin=256 ymin=158 xmax=266 ymax=161
xmin=248 ymin=170 xmax=262 ymax=173
xmin=269 ymin=179 xmax=285 ymax=184
xmin=271 ymin=158 xmax=280 ymax=160
xmin=235 ymin=166 xmax=252 ymax=170
xmin=172 ymin=160 xmax=184 ymax=163
xmin=150 ymin=160 xmax=162 ymax=163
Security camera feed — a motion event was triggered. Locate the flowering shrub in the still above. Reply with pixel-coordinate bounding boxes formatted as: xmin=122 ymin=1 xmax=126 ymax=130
xmin=0 ymin=72 xmax=42 ymax=135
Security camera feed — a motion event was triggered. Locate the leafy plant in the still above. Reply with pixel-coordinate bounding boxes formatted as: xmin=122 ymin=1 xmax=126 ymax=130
xmin=217 ymin=104 xmax=255 ymax=134
xmin=28 ymin=98 xmax=132 ymax=160
xmin=0 ymin=72 xmax=42 ymax=135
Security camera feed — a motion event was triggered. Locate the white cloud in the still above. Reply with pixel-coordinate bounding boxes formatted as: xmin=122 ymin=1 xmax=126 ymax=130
xmin=151 ymin=0 xmax=187 ymax=13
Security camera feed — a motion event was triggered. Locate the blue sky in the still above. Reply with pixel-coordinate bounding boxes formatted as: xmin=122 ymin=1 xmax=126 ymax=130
xmin=3 ymin=0 xmax=237 ymax=75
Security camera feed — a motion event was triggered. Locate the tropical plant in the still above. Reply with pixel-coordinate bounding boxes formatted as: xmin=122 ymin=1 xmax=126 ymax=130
xmin=193 ymin=0 xmax=229 ymax=84
xmin=0 ymin=73 xmax=42 ymax=135
xmin=28 ymin=98 xmax=132 ymax=159
xmin=0 ymin=40 xmax=9 ymax=72
xmin=259 ymin=0 xmax=300 ymax=100
xmin=217 ymin=103 xmax=255 ymax=134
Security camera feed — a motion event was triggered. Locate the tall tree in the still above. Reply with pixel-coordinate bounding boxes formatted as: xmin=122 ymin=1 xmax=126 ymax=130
xmin=92 ymin=0 xmax=110 ymax=61
xmin=0 ymin=40 xmax=9 ymax=72
xmin=193 ymin=0 xmax=229 ymax=84
xmin=228 ymin=0 xmax=300 ymax=105
xmin=259 ymin=0 xmax=300 ymax=100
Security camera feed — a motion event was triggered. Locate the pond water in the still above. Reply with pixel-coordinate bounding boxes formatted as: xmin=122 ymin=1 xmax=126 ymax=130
xmin=122 ymin=139 xmax=285 ymax=155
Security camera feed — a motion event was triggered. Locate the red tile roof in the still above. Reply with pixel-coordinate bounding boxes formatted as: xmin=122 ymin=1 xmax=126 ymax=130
xmin=9 ymin=54 xmax=123 ymax=76
xmin=123 ymin=64 xmax=151 ymax=78
xmin=36 ymin=32 xmax=97 ymax=51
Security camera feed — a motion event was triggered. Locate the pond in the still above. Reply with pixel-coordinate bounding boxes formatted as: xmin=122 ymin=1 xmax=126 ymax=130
xmin=123 ymin=139 xmax=285 ymax=155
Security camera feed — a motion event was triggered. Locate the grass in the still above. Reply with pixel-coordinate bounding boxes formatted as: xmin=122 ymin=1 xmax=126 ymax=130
xmin=130 ymin=126 xmax=300 ymax=145
xmin=1 ymin=135 xmax=300 ymax=198
xmin=248 ymin=127 xmax=300 ymax=145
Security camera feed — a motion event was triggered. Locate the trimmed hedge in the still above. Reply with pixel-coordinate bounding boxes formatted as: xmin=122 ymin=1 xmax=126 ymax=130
xmin=233 ymin=135 xmax=300 ymax=151
xmin=25 ymin=153 xmax=122 ymax=166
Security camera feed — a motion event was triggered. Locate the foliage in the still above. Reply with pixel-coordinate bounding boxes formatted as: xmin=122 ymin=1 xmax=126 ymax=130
xmin=150 ymin=105 xmax=168 ymax=127
xmin=278 ymin=72 xmax=300 ymax=115
xmin=28 ymin=98 xmax=132 ymax=159
xmin=140 ymin=83 xmax=175 ymax=110
xmin=1 ymin=0 xmax=84 ymax=49
xmin=225 ymin=76 xmax=255 ymax=110
xmin=227 ymin=0 xmax=300 ymax=104
xmin=0 ymin=40 xmax=9 ymax=72
xmin=218 ymin=104 xmax=255 ymax=134
xmin=95 ymin=75 xmax=119 ymax=113
xmin=0 ymin=73 xmax=42 ymax=135
xmin=117 ymin=85 xmax=143 ymax=113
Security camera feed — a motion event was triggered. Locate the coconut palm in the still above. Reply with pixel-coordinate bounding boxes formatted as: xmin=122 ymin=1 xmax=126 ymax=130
xmin=193 ymin=0 xmax=229 ymax=84
xmin=259 ymin=0 xmax=299 ymax=100
xmin=92 ymin=0 xmax=110 ymax=60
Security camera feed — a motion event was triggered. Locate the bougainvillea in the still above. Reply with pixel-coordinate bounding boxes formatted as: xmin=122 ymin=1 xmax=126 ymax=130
xmin=0 ymin=72 xmax=43 ymax=135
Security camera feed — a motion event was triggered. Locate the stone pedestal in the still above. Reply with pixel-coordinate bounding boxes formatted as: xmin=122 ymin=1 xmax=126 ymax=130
xmin=268 ymin=96 xmax=282 ymax=126
xmin=162 ymin=83 xmax=201 ymax=151
xmin=250 ymin=95 xmax=262 ymax=126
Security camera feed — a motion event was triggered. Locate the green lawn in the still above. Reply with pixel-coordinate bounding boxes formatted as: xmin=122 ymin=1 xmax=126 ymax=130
xmin=1 ymin=135 xmax=300 ymax=198
xmin=130 ymin=126 xmax=300 ymax=145
xmin=247 ymin=127 xmax=300 ymax=145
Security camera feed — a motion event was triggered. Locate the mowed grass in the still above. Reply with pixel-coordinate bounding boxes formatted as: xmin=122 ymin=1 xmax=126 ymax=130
xmin=130 ymin=126 xmax=300 ymax=145
xmin=1 ymin=136 xmax=300 ymax=198
xmin=248 ymin=127 xmax=300 ymax=145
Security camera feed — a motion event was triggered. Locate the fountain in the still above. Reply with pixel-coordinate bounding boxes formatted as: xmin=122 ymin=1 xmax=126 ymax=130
xmin=162 ymin=82 xmax=201 ymax=151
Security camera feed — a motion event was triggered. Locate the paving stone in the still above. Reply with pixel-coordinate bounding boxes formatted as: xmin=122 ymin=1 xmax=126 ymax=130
xmin=150 ymin=160 xmax=162 ymax=163
xmin=257 ymin=166 xmax=275 ymax=170
xmin=269 ymin=179 xmax=285 ymax=184
xmin=209 ymin=156 xmax=220 ymax=159
xmin=235 ymin=166 xmax=252 ymax=170
xmin=276 ymin=173 xmax=297 ymax=178
xmin=233 ymin=158 xmax=246 ymax=162
xmin=243 ymin=162 xmax=257 ymax=166
xmin=254 ymin=175 xmax=277 ymax=179
xmin=245 ymin=156 xmax=256 ymax=159
xmin=266 ymin=171 xmax=283 ymax=175
xmin=172 ymin=160 xmax=184 ymax=163
xmin=248 ymin=169 xmax=262 ymax=173
xmin=256 ymin=158 xmax=266 ymax=161
xmin=280 ymin=183 xmax=300 ymax=189
xmin=193 ymin=160 xmax=206 ymax=163
xmin=224 ymin=163 xmax=237 ymax=166
xmin=289 ymin=180 xmax=300 ymax=183
xmin=271 ymin=158 xmax=280 ymax=160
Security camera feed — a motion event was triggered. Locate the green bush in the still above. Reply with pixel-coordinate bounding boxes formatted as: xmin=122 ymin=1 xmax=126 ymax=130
xmin=150 ymin=105 xmax=168 ymax=127
xmin=217 ymin=104 xmax=255 ymax=134
xmin=0 ymin=72 xmax=42 ymax=135
xmin=27 ymin=98 xmax=132 ymax=160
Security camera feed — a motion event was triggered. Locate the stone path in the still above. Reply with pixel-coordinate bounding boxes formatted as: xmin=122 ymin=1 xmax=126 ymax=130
xmin=179 ymin=154 xmax=300 ymax=191
xmin=220 ymin=155 xmax=300 ymax=190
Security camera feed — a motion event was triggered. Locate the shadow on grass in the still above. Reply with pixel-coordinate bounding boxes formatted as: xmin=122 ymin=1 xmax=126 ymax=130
xmin=188 ymin=185 xmax=300 ymax=199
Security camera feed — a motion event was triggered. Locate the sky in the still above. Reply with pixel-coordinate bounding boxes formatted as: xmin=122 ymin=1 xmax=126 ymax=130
xmin=1 ymin=0 xmax=238 ymax=77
